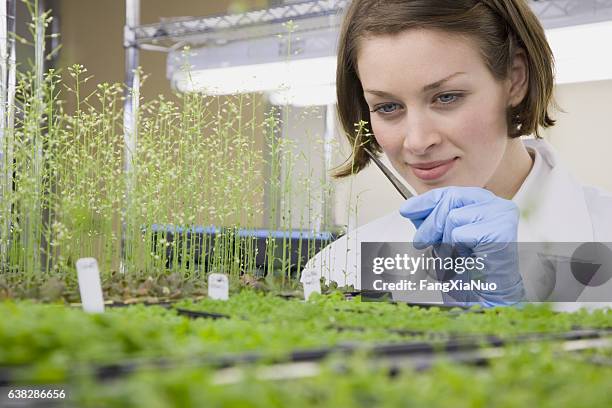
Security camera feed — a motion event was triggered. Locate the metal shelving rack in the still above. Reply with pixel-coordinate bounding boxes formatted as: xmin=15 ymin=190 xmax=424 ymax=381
xmin=125 ymin=0 xmax=612 ymax=53
xmin=531 ymin=0 xmax=612 ymax=28
xmin=128 ymin=0 xmax=348 ymax=51
xmin=119 ymin=0 xmax=612 ymax=269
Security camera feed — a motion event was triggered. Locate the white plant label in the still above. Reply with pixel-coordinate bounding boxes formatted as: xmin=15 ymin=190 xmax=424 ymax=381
xmin=76 ymin=258 xmax=105 ymax=313
xmin=208 ymin=273 xmax=229 ymax=300
xmin=303 ymin=271 xmax=321 ymax=301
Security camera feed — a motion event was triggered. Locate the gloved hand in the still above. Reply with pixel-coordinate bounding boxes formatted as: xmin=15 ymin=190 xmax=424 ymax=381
xmin=399 ymin=186 xmax=524 ymax=307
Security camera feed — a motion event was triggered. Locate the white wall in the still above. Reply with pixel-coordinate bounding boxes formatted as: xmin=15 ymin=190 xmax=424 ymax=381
xmin=543 ymin=79 xmax=612 ymax=192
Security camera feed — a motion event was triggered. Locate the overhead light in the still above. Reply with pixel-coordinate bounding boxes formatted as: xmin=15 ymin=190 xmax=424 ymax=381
xmin=268 ymin=83 xmax=336 ymax=107
xmin=171 ymin=55 xmax=337 ymax=96
xmin=167 ymin=26 xmax=338 ymax=106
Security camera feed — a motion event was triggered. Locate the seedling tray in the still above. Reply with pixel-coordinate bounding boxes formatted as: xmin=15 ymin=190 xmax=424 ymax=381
xmin=82 ymin=329 xmax=612 ymax=382
xmin=2 ymin=326 xmax=608 ymax=386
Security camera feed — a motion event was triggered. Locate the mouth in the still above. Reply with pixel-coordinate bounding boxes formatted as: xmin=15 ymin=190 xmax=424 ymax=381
xmin=408 ymin=157 xmax=458 ymax=181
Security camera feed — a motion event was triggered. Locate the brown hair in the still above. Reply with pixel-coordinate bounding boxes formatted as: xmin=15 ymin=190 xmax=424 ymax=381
xmin=334 ymin=0 xmax=558 ymax=178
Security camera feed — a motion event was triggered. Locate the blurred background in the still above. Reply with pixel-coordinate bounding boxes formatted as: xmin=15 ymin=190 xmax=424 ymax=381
xmin=10 ymin=0 xmax=612 ymax=230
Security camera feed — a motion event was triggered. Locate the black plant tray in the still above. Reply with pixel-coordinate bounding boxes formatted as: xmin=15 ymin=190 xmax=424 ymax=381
xmin=173 ymin=308 xmax=230 ymax=320
xmin=103 ymin=300 xmax=177 ymax=308
xmin=148 ymin=226 xmax=338 ymax=274
xmin=2 ymin=327 xmax=608 ymax=386
xmin=71 ymin=300 xmax=230 ymax=320
xmin=61 ymin=327 xmax=612 ymax=381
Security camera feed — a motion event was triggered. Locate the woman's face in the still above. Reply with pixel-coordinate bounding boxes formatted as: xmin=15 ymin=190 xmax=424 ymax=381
xmin=357 ymin=29 xmax=519 ymax=194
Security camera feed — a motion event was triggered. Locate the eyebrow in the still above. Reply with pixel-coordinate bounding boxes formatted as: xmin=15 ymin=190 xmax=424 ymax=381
xmin=364 ymin=71 xmax=467 ymax=97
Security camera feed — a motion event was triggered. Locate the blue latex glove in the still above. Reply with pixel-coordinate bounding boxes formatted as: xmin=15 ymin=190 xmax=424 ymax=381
xmin=399 ymin=186 xmax=524 ymax=307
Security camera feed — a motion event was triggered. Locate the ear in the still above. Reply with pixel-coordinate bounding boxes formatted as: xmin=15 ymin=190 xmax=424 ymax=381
xmin=507 ymin=48 xmax=529 ymax=108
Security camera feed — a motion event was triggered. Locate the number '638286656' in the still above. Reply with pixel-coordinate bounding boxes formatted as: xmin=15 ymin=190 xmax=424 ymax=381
xmin=7 ymin=389 xmax=66 ymax=399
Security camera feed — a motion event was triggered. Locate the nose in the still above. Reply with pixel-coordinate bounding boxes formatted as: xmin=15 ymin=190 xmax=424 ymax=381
xmin=402 ymin=113 xmax=442 ymax=156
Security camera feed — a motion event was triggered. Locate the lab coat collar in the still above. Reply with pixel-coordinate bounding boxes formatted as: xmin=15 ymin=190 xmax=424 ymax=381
xmin=513 ymin=138 xmax=594 ymax=242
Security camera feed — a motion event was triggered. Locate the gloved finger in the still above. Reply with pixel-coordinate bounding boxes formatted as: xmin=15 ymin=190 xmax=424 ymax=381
xmin=412 ymin=196 xmax=453 ymax=248
xmin=399 ymin=187 xmax=449 ymax=228
xmin=412 ymin=187 xmax=496 ymax=248
xmin=452 ymin=222 xmax=522 ymax=293
xmin=449 ymin=218 xmax=517 ymax=255
xmin=400 ymin=186 xmax=493 ymax=229
xmin=442 ymin=203 xmax=487 ymax=246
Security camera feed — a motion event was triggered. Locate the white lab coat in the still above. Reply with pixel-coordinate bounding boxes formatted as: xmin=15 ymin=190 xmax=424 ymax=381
xmin=301 ymin=139 xmax=612 ymax=310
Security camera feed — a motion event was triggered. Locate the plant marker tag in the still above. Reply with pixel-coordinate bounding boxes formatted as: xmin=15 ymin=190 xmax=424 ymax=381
xmin=76 ymin=258 xmax=105 ymax=313
xmin=303 ymin=271 xmax=321 ymax=301
xmin=208 ymin=273 xmax=229 ymax=300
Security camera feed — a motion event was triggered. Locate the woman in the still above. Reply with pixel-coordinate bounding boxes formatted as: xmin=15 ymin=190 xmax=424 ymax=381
xmin=301 ymin=0 xmax=612 ymax=308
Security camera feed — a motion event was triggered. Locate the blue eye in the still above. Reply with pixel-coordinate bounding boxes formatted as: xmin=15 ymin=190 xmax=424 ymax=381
xmin=371 ymin=103 xmax=400 ymax=115
xmin=437 ymin=93 xmax=462 ymax=104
